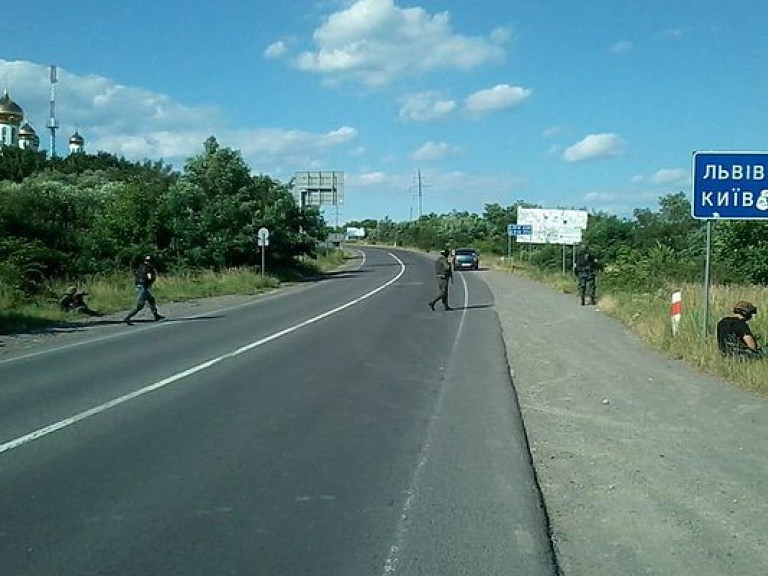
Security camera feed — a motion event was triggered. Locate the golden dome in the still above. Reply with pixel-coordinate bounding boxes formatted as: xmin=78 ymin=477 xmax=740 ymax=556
xmin=69 ymin=131 xmax=84 ymax=144
xmin=19 ymin=122 xmax=37 ymax=136
xmin=0 ymin=90 xmax=24 ymax=124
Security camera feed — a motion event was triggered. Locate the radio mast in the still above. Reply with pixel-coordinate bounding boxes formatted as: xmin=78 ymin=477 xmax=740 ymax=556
xmin=46 ymin=65 xmax=59 ymax=158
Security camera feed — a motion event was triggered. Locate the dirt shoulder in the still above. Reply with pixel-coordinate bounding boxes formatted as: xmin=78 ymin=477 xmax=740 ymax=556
xmin=481 ymin=268 xmax=768 ymax=576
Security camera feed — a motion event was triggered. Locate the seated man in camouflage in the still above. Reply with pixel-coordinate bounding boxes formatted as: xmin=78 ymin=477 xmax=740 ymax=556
xmin=716 ymin=301 xmax=765 ymax=359
xmin=59 ymin=286 xmax=100 ymax=316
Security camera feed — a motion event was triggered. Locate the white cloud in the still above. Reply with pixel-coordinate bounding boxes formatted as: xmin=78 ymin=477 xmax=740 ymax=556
xmin=399 ymin=91 xmax=457 ymax=122
xmin=353 ymin=171 xmax=388 ymax=185
xmin=563 ymin=133 xmax=625 ymax=162
xmin=610 ymin=41 xmax=633 ymax=54
xmin=632 ymin=168 xmax=688 ymax=185
xmin=288 ymin=0 xmax=506 ymax=87
xmin=264 ymin=41 xmax=288 ymax=59
xmin=411 ymin=141 xmax=459 ymax=162
xmin=584 ymin=191 xmax=624 ymax=202
xmin=0 ymin=59 xmax=357 ymax=175
xmin=464 ymin=84 xmax=531 ymax=115
xmin=650 ymin=168 xmax=688 ymax=185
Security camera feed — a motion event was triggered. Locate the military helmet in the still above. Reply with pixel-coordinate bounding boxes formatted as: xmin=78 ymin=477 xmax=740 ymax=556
xmin=733 ymin=301 xmax=757 ymax=319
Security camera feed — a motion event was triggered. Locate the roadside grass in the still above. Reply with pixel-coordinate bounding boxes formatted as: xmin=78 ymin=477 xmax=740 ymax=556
xmin=491 ymin=257 xmax=768 ymax=395
xmin=0 ymin=249 xmax=350 ymax=336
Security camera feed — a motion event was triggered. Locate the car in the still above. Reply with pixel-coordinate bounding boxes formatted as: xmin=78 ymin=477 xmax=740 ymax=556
xmin=452 ymin=247 xmax=480 ymax=270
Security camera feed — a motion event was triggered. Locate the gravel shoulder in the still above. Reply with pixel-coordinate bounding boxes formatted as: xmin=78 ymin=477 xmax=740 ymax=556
xmin=481 ymin=268 xmax=768 ymax=576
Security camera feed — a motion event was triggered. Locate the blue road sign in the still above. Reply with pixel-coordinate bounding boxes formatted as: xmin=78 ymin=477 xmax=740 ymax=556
xmin=692 ymin=151 xmax=768 ymax=219
xmin=507 ymin=224 xmax=533 ymax=236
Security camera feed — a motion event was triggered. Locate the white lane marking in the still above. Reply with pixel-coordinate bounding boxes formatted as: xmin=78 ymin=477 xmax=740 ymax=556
xmin=0 ymin=249 xmax=369 ymax=367
xmin=0 ymin=252 xmax=403 ymax=456
xmin=382 ymin=271 xmax=469 ymax=574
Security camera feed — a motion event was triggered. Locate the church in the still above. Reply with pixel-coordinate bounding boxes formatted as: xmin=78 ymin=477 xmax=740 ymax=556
xmin=0 ymin=89 xmax=84 ymax=155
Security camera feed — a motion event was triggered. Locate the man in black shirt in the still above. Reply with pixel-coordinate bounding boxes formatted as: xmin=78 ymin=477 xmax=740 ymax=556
xmin=574 ymin=247 xmax=599 ymax=305
xmin=123 ymin=256 xmax=165 ymax=325
xmin=716 ymin=301 xmax=764 ymax=358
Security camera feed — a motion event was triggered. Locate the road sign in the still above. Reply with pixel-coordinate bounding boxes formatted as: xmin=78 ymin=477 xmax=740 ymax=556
xmin=293 ymin=171 xmax=345 ymax=207
xmin=258 ymin=227 xmax=270 ymax=240
xmin=692 ymin=151 xmax=768 ymax=219
xmin=507 ymin=224 xmax=533 ymax=236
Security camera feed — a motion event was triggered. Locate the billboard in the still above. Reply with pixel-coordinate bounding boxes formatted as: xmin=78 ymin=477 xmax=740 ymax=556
xmin=293 ymin=171 xmax=344 ymax=207
xmin=516 ymin=208 xmax=588 ymax=245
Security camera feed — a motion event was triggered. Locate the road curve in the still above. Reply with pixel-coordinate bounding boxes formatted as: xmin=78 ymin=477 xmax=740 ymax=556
xmin=0 ymin=247 xmax=557 ymax=575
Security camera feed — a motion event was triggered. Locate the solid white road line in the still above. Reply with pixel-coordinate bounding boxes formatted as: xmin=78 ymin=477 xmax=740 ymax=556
xmin=0 ymin=251 xmax=402 ymax=456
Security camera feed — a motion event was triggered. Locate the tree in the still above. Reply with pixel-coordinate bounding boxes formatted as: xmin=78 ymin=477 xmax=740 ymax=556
xmin=0 ymin=146 xmax=48 ymax=182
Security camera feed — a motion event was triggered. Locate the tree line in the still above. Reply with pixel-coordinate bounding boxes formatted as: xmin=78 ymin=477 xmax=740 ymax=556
xmin=3 ymin=133 xmax=766 ymax=303
xmin=0 ymin=137 xmax=325 ymax=301
xmin=346 ymin=192 xmax=768 ymax=292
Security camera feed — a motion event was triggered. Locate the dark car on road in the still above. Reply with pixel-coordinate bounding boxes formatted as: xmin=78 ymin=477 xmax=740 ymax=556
xmin=452 ymin=248 xmax=480 ymax=270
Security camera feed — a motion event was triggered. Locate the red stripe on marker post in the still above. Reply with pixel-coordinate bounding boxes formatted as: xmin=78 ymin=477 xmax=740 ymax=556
xmin=671 ymin=290 xmax=682 ymax=335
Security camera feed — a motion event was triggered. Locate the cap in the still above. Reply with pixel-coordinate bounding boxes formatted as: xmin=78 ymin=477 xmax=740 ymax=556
xmin=734 ymin=301 xmax=757 ymax=316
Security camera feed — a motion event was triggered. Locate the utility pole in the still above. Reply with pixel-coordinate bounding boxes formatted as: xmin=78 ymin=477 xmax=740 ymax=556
xmin=417 ymin=169 xmax=423 ymax=218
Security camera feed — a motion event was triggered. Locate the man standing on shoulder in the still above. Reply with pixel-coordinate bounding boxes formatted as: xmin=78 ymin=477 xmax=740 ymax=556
xmin=124 ymin=255 xmax=165 ymax=325
xmin=716 ymin=301 xmax=765 ymax=359
xmin=574 ymin=247 xmax=599 ymax=306
xmin=428 ymin=249 xmax=454 ymax=311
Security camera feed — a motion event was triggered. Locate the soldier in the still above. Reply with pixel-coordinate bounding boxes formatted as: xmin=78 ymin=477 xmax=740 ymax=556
xmin=428 ymin=248 xmax=454 ymax=311
xmin=716 ymin=301 xmax=765 ymax=359
xmin=59 ymin=285 xmax=99 ymax=316
xmin=574 ymin=247 xmax=599 ymax=305
xmin=123 ymin=255 xmax=165 ymax=325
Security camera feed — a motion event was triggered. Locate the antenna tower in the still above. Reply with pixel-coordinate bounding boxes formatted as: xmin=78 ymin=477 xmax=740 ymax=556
xmin=46 ymin=65 xmax=59 ymax=158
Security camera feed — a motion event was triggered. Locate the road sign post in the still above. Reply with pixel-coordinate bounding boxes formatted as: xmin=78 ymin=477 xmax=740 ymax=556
xmin=257 ymin=227 xmax=270 ymax=276
xmin=506 ymin=224 xmax=534 ymax=263
xmin=692 ymin=152 xmax=768 ymax=219
xmin=692 ymin=151 xmax=768 ymax=335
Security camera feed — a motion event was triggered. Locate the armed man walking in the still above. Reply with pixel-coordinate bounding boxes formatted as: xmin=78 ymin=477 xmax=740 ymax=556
xmin=123 ymin=255 xmax=165 ymax=325
xmin=428 ymin=248 xmax=454 ymax=311
xmin=574 ymin=247 xmax=599 ymax=306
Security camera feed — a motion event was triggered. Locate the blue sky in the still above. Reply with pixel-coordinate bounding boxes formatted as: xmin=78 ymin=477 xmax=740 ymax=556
xmin=2 ymin=0 xmax=767 ymax=224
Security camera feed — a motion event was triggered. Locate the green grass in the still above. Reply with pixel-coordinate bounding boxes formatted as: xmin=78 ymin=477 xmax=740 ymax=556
xmin=490 ymin=257 xmax=768 ymax=395
xmin=0 ymin=249 xmax=351 ymax=336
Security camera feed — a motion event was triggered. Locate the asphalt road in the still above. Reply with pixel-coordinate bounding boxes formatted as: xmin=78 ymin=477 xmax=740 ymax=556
xmin=0 ymin=248 xmax=557 ymax=575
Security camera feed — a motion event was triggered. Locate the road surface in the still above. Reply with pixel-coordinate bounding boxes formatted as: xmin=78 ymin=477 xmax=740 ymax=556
xmin=0 ymin=247 xmax=557 ymax=575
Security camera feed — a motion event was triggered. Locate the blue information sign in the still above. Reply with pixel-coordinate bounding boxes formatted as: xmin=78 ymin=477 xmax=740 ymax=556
xmin=507 ymin=224 xmax=533 ymax=236
xmin=692 ymin=151 xmax=768 ymax=219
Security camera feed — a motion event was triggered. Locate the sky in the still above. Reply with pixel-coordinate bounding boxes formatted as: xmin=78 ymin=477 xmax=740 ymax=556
xmin=2 ymin=0 xmax=767 ymax=225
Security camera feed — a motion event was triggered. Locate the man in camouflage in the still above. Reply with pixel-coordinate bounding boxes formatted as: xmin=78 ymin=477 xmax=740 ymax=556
xmin=428 ymin=249 xmax=454 ymax=311
xmin=574 ymin=247 xmax=599 ymax=306
xmin=123 ymin=255 xmax=165 ymax=324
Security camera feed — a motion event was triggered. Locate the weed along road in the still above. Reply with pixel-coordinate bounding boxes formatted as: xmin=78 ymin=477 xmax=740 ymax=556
xmin=0 ymin=247 xmax=557 ymax=575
